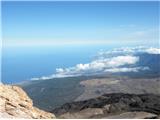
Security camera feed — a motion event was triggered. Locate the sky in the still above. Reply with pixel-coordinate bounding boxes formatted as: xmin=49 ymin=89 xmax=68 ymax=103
xmin=2 ymin=1 xmax=159 ymax=48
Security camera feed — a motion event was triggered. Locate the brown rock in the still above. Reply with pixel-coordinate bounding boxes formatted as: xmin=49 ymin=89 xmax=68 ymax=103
xmin=0 ymin=84 xmax=56 ymax=119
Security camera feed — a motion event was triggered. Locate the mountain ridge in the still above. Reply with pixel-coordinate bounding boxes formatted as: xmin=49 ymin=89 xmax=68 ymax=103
xmin=52 ymin=93 xmax=160 ymax=119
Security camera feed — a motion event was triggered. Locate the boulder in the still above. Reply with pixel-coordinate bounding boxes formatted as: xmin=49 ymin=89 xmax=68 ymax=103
xmin=0 ymin=85 xmax=56 ymax=119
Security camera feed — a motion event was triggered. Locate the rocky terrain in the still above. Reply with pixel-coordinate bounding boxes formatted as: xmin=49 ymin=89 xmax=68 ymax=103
xmin=0 ymin=84 xmax=56 ymax=119
xmin=76 ymin=77 xmax=160 ymax=101
xmin=1 ymin=79 xmax=160 ymax=119
xmin=19 ymin=76 xmax=160 ymax=112
xmin=52 ymin=93 xmax=160 ymax=119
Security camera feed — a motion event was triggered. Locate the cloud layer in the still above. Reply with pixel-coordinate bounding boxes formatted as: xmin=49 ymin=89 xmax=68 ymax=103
xmin=54 ymin=55 xmax=139 ymax=77
xmin=145 ymin=48 xmax=160 ymax=54
xmin=104 ymin=67 xmax=149 ymax=73
xmin=97 ymin=46 xmax=160 ymax=58
xmin=31 ymin=46 xmax=159 ymax=80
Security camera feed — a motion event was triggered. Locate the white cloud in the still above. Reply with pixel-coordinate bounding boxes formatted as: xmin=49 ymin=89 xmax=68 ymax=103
xmin=53 ymin=55 xmax=139 ymax=77
xmin=145 ymin=48 xmax=160 ymax=54
xmin=30 ymin=46 xmax=158 ymax=80
xmin=104 ymin=67 xmax=149 ymax=73
xmin=30 ymin=74 xmax=77 ymax=81
xmin=106 ymin=56 xmax=139 ymax=67
xmin=30 ymin=55 xmax=140 ymax=80
xmin=96 ymin=46 xmax=160 ymax=58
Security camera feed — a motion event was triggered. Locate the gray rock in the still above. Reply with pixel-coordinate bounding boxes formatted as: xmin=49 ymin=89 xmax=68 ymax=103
xmin=103 ymin=112 xmax=158 ymax=119
xmin=52 ymin=93 xmax=160 ymax=118
xmin=59 ymin=108 xmax=104 ymax=119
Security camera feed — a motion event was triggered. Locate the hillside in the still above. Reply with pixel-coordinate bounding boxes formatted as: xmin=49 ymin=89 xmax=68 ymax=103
xmin=52 ymin=93 xmax=160 ymax=119
xmin=19 ymin=77 xmax=160 ymax=111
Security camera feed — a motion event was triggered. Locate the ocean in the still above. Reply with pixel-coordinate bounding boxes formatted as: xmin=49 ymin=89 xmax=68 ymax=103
xmin=2 ymin=45 xmax=159 ymax=84
xmin=2 ymin=45 xmax=114 ymax=84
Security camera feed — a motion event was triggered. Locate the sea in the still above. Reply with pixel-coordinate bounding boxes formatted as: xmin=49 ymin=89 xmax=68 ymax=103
xmin=2 ymin=45 xmax=115 ymax=84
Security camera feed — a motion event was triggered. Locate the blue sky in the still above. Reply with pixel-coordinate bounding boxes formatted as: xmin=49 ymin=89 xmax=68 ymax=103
xmin=2 ymin=1 xmax=159 ymax=48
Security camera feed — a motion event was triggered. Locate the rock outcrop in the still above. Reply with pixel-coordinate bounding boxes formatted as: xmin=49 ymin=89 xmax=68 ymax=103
xmin=0 ymin=84 xmax=56 ymax=119
xmin=52 ymin=93 xmax=160 ymax=119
